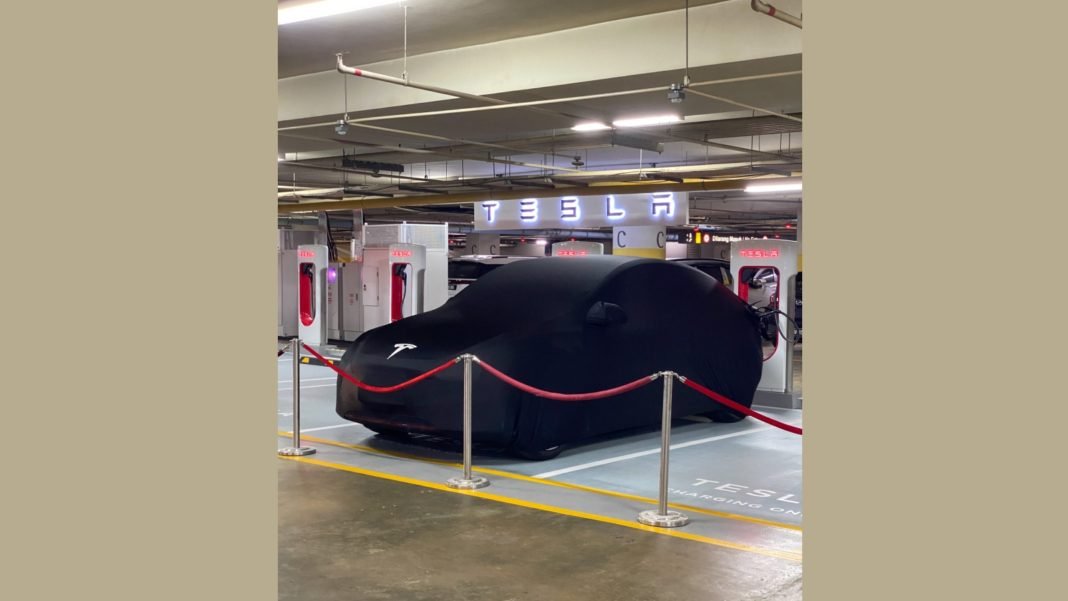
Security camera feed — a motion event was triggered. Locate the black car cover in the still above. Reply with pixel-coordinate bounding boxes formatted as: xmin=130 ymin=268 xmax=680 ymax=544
xmin=336 ymin=256 xmax=763 ymax=457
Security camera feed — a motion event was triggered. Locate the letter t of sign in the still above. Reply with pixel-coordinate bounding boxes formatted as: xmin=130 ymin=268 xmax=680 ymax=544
xmin=481 ymin=201 xmax=500 ymax=223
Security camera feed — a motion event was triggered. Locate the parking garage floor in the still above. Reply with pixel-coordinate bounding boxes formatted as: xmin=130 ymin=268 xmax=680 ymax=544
xmin=278 ymin=347 xmax=803 ymax=599
xmin=280 ymin=459 xmax=802 ymax=601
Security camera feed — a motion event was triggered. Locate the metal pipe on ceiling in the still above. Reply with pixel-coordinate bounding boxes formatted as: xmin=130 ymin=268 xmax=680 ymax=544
xmin=278 ymin=70 xmax=802 ymax=133
xmin=335 ymin=54 xmax=592 ymax=123
xmin=277 ymin=178 xmax=774 ymax=213
xmin=332 ymin=122 xmax=582 ymax=171
xmin=751 ymin=0 xmax=803 ymax=29
xmin=336 ymin=53 xmax=510 ymax=106
xmin=685 ymin=88 xmax=802 ymax=123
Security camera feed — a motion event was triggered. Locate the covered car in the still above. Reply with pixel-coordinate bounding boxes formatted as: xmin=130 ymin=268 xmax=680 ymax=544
xmin=335 ymin=256 xmax=763 ymax=459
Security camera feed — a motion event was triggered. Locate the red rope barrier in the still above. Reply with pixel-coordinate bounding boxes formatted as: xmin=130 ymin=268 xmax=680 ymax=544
xmin=476 ymin=359 xmax=657 ymax=401
xmin=679 ymin=377 xmax=802 ymax=435
xmin=278 ymin=349 xmax=286 ymax=357
xmin=302 ymin=343 xmax=458 ymax=394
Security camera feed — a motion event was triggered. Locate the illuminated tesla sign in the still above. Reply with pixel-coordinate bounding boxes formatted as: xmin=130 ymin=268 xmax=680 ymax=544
xmin=473 ymin=192 xmax=689 ymax=231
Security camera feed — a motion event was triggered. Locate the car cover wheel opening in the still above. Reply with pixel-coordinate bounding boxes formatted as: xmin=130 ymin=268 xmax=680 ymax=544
xmin=363 ymin=423 xmax=411 ymax=440
xmin=702 ymin=407 xmax=747 ymax=423
xmin=513 ymin=444 xmax=563 ymax=461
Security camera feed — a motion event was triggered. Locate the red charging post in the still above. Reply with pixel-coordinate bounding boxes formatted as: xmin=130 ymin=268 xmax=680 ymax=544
xmin=296 ymin=244 xmax=329 ymax=346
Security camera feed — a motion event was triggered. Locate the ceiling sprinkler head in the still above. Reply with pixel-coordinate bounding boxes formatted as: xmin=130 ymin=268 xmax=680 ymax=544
xmin=668 ymin=83 xmax=686 ymax=104
xmin=571 ymin=156 xmax=584 ymax=167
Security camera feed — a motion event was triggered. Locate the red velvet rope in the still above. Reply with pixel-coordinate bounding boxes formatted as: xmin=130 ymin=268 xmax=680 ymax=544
xmin=277 ymin=349 xmax=286 ymax=357
xmin=302 ymin=343 xmax=458 ymax=394
xmin=680 ymin=377 xmax=802 ymax=435
xmin=476 ymin=359 xmax=656 ymax=401
xmin=296 ymin=345 xmax=801 ymax=436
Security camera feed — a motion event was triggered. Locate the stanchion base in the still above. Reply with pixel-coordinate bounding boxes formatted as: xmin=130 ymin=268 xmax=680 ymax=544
xmin=278 ymin=447 xmax=317 ymax=457
xmin=445 ymin=475 xmax=490 ymax=490
xmin=637 ymin=510 xmax=690 ymax=528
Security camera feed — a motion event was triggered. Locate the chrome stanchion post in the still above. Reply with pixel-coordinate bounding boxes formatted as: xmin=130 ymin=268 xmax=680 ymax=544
xmin=279 ymin=338 xmax=316 ymax=457
xmin=638 ymin=371 xmax=689 ymax=528
xmin=446 ymin=354 xmax=489 ymax=490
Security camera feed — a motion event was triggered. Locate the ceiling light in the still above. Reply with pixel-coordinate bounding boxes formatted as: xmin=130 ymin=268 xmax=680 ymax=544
xmin=745 ymin=182 xmax=803 ymax=193
xmin=335 ymin=117 xmax=349 ymax=135
xmin=536 ymin=239 xmax=548 ymax=246
xmin=278 ymin=0 xmax=398 ymax=26
xmin=612 ymin=115 xmax=681 ymax=128
xmin=571 ymin=122 xmax=611 ymax=132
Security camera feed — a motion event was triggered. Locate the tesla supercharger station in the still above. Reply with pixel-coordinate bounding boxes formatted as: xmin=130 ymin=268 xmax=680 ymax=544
xmin=364 ymin=223 xmax=448 ymax=311
xmin=296 ymin=244 xmax=329 ymax=346
xmin=360 ymin=243 xmax=427 ymax=333
xmin=731 ymin=239 xmax=801 ymax=409
xmin=551 ymin=241 xmax=604 ymax=256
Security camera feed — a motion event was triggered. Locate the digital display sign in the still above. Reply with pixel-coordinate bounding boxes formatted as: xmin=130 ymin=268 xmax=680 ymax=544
xmin=555 ymin=249 xmax=588 ymax=256
xmin=298 ymin=249 xmax=316 ymax=259
xmin=739 ymin=248 xmax=780 ymax=258
xmin=390 ymin=249 xmax=413 ymax=258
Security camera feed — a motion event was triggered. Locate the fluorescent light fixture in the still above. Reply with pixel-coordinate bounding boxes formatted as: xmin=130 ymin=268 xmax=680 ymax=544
xmin=535 ymin=239 xmax=548 ymax=246
xmin=612 ymin=115 xmax=681 ymax=128
xmin=571 ymin=122 xmax=611 ymax=132
xmin=278 ymin=0 xmax=397 ymax=26
xmin=745 ymin=182 xmax=803 ymax=194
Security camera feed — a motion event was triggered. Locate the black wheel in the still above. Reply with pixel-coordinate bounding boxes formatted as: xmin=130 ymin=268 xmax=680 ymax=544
xmin=702 ymin=407 xmax=747 ymax=423
xmin=512 ymin=444 xmax=564 ymax=461
xmin=363 ymin=423 xmax=410 ymax=440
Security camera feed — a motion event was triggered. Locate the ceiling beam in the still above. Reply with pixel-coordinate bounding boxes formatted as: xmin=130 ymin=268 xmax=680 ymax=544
xmin=278 ymin=177 xmax=791 ymax=213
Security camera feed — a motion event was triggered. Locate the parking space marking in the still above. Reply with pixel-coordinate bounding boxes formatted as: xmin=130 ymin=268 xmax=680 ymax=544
xmin=280 ymin=455 xmax=801 ymax=562
xmin=300 ymin=423 xmax=360 ymax=433
xmin=282 ymin=432 xmax=802 ymax=533
xmin=532 ymin=426 xmax=781 ymax=479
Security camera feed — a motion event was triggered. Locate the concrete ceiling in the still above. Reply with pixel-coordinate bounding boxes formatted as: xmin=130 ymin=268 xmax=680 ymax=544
xmin=277 ymin=0 xmax=803 ymax=235
xmin=279 ymin=0 xmax=731 ymax=78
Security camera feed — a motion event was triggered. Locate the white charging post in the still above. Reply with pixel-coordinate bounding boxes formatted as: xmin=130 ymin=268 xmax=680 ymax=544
xmin=296 ymin=244 xmax=329 ymax=346
xmin=731 ymin=239 xmax=801 ymax=409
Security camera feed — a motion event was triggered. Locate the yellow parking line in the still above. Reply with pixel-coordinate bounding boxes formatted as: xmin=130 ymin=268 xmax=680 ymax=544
xmin=280 ymin=431 xmax=802 ymax=533
xmin=279 ymin=454 xmax=801 ymax=563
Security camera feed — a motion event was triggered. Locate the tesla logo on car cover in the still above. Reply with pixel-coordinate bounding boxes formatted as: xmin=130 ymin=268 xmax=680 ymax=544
xmin=387 ymin=343 xmax=417 ymax=360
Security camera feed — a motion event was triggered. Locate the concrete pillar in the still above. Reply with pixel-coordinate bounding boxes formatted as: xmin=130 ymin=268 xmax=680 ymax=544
xmin=464 ymin=233 xmax=500 ymax=255
xmin=612 ymin=226 xmax=666 ymax=259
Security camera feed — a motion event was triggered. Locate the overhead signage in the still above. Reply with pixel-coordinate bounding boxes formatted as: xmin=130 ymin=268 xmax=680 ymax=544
xmin=473 ymin=192 xmax=689 ymax=231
